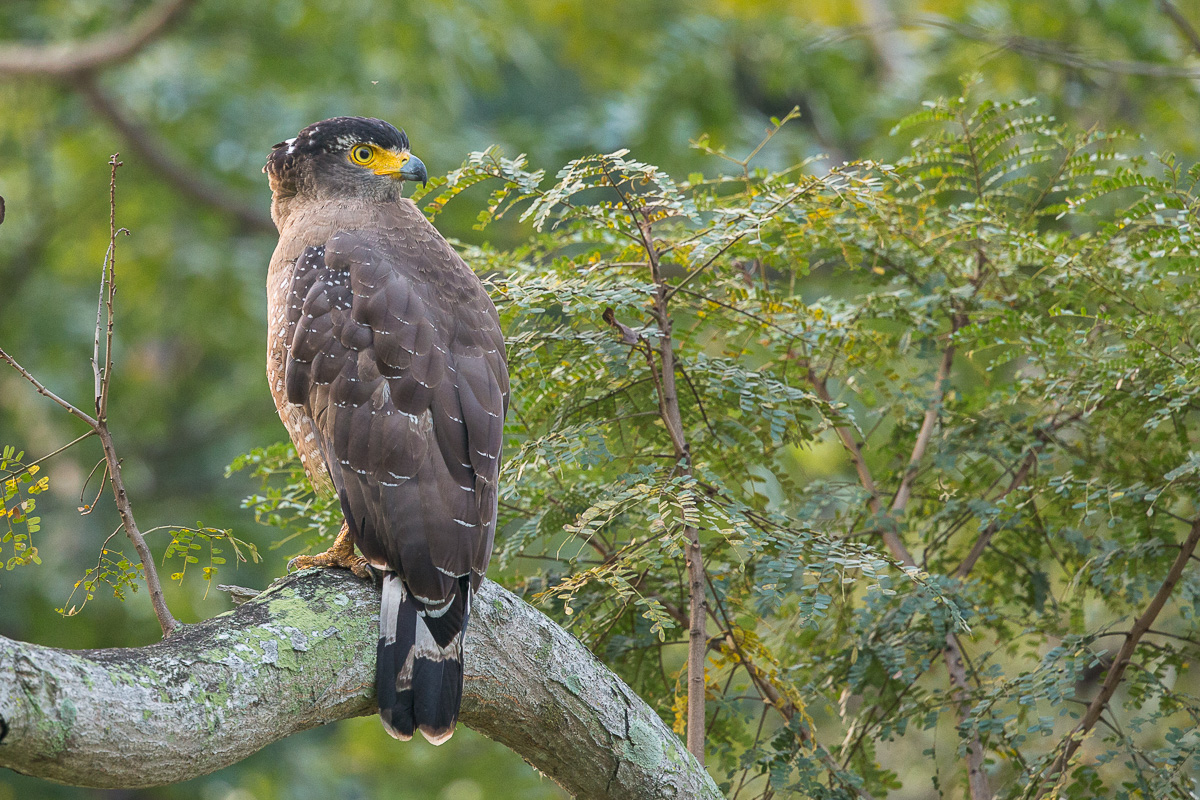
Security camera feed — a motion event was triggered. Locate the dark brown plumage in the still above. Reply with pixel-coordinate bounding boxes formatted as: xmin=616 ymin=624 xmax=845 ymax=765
xmin=263 ymin=117 xmax=508 ymax=744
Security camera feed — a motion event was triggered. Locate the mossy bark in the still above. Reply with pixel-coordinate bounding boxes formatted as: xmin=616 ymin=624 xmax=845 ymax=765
xmin=0 ymin=570 xmax=723 ymax=799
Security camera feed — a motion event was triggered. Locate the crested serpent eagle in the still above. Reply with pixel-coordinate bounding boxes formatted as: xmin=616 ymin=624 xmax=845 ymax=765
xmin=263 ymin=117 xmax=509 ymax=744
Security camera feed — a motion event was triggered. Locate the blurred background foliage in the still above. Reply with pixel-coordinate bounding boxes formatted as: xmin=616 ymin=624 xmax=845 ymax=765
xmin=4 ymin=1 xmax=1200 ymax=798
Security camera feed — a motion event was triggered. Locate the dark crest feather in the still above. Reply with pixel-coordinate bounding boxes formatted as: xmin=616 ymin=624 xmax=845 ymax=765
xmin=264 ymin=116 xmax=410 ymax=182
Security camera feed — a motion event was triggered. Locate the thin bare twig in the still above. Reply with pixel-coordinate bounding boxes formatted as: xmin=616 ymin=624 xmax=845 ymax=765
xmin=0 ymin=348 xmax=99 ymax=429
xmin=0 ymin=157 xmax=178 ymax=637
xmin=95 ymin=155 xmax=177 ymax=637
xmin=6 ymin=431 xmax=96 ymax=478
xmin=97 ymin=159 xmax=126 ymax=422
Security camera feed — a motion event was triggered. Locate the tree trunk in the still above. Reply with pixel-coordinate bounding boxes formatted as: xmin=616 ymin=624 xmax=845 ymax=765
xmin=0 ymin=570 xmax=723 ymax=800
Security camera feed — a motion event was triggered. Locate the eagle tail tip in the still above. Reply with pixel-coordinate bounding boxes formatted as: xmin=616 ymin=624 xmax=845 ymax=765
xmin=418 ymin=724 xmax=456 ymax=745
xmin=377 ymin=572 xmax=470 ymax=746
xmin=380 ymin=715 xmax=414 ymax=741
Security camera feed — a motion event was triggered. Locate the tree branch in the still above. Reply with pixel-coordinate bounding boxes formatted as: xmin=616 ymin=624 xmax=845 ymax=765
xmin=1160 ymin=1 xmax=1200 ymax=57
xmin=0 ymin=160 xmax=180 ymax=637
xmin=0 ymin=570 xmax=722 ymax=800
xmin=0 ymin=2 xmax=273 ymax=233
xmin=839 ymin=15 xmax=1200 ymax=80
xmin=604 ymin=165 xmax=709 ymax=763
xmin=953 ymin=451 xmax=1037 ymax=580
xmin=805 ymin=330 xmax=990 ymax=799
xmin=891 ymin=326 xmax=958 ymax=516
xmin=953 ymin=405 xmax=1088 ymax=580
xmin=0 ymin=0 xmax=197 ymax=78
xmin=852 ymin=0 xmax=913 ymax=82
xmin=1035 ymin=517 xmax=1200 ymax=796
xmin=0 ymin=349 xmax=99 ymax=430
xmin=804 ymin=366 xmax=911 ymax=565
xmin=943 ymin=631 xmax=991 ymax=800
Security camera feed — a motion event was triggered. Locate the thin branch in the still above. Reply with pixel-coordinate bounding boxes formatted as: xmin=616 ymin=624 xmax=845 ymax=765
xmin=2 ymin=158 xmax=178 ymax=637
xmin=700 ymin=574 xmax=877 ymax=800
xmin=0 ymin=0 xmax=196 ymax=78
xmin=1160 ymin=1 xmax=1200 ymax=56
xmin=853 ymin=0 xmax=913 ymax=82
xmin=0 ymin=0 xmax=271 ymax=231
xmin=804 ymin=365 xmax=912 ymax=565
xmin=5 ymin=431 xmax=96 ymax=477
xmin=804 ymin=325 xmax=991 ymax=798
xmin=0 ymin=349 xmax=99 ymax=429
xmin=98 ymin=156 xmax=125 ymax=422
xmin=954 ymin=406 xmax=1087 ymax=579
xmin=1035 ymin=517 xmax=1200 ymax=796
xmin=665 ymin=184 xmax=810 ymax=301
xmin=90 ymin=156 xmax=177 ymax=637
xmin=943 ymin=630 xmax=992 ymax=800
xmin=891 ymin=319 xmax=960 ymax=516
xmin=954 ymin=451 xmax=1037 ymax=580
xmin=892 ymin=15 xmax=1200 ymax=80
xmin=670 ymin=285 xmax=798 ymax=337
xmin=605 ymin=164 xmax=708 ymax=762
xmin=665 ymin=572 xmax=869 ymax=799
xmin=676 ymin=361 xmax=720 ymax=443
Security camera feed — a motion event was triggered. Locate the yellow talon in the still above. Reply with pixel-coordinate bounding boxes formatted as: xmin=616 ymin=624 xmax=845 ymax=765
xmin=288 ymin=523 xmax=374 ymax=580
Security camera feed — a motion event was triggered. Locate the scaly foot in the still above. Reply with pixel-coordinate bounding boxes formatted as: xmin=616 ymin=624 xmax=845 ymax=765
xmin=288 ymin=522 xmax=374 ymax=580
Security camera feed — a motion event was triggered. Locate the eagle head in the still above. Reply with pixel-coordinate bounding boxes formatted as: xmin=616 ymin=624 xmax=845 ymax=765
xmin=264 ymin=116 xmax=428 ymax=207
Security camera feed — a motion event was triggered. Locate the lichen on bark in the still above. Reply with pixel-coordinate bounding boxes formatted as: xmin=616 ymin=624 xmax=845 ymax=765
xmin=0 ymin=570 xmax=723 ymax=800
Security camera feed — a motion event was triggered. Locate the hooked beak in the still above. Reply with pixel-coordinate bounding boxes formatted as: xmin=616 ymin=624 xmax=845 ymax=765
xmin=397 ymin=153 xmax=427 ymax=186
xmin=372 ymin=151 xmax=428 ymax=186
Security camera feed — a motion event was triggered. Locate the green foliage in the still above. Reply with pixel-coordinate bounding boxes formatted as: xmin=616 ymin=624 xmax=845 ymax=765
xmin=416 ymin=91 xmax=1200 ymax=798
xmin=227 ymin=442 xmax=343 ymax=552
xmin=161 ymin=525 xmax=260 ymax=590
xmin=0 ymin=445 xmax=45 ymax=574
xmin=57 ymin=524 xmax=260 ymax=617
xmin=9 ymin=1 xmax=1200 ymax=795
xmin=221 ymin=87 xmax=1200 ymax=796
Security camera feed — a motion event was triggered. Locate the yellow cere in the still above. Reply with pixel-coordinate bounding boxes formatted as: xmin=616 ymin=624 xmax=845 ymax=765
xmin=348 ymin=143 xmax=411 ymax=176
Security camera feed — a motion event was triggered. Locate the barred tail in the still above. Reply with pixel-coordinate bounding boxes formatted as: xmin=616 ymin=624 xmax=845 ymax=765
xmin=377 ymin=572 xmax=470 ymax=745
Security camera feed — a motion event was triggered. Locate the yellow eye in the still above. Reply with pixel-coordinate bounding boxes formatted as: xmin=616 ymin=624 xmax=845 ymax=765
xmin=350 ymin=145 xmax=374 ymax=165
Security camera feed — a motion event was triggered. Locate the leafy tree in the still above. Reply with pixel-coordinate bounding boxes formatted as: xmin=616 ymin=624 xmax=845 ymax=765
xmin=6 ymin=1 xmax=1200 ymax=798
xmin=227 ymin=89 xmax=1200 ymax=798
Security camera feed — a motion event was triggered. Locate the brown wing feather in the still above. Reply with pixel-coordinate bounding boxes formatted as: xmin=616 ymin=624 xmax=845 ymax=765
xmin=283 ymin=215 xmax=507 ymax=607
